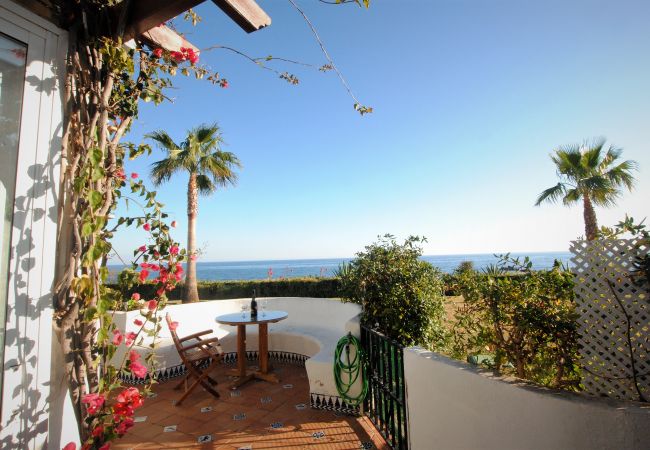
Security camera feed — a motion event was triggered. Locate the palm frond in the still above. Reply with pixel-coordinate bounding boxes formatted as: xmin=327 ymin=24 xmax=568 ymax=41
xmin=150 ymin=157 xmax=182 ymax=186
xmin=535 ymin=183 xmax=567 ymax=206
xmin=605 ymin=160 xmax=638 ymax=190
xmin=145 ymin=130 xmax=180 ymax=155
xmin=599 ymin=144 xmax=622 ymax=170
xmin=563 ymin=188 xmax=582 ymax=206
xmin=195 ymin=174 xmax=216 ymax=194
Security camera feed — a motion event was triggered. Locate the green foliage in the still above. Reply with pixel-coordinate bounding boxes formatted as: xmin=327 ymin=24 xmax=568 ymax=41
xmin=111 ymin=277 xmax=339 ymax=306
xmin=455 ymin=260 xmax=475 ymax=274
xmin=444 ymin=254 xmax=580 ymax=389
xmin=337 ymin=235 xmax=445 ymax=347
xmin=599 ymin=215 xmax=650 ymax=285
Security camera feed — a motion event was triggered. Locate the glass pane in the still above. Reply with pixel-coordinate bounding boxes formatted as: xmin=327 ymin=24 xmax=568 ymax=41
xmin=0 ymin=33 xmax=27 ymax=396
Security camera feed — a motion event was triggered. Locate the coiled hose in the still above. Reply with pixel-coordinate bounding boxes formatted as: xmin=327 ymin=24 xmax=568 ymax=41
xmin=333 ymin=333 xmax=368 ymax=407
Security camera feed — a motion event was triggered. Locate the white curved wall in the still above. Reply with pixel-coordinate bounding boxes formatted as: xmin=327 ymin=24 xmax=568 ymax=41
xmin=404 ymin=348 xmax=650 ymax=450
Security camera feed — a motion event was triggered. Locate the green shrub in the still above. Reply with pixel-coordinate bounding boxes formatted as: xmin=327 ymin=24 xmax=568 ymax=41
xmin=337 ymin=234 xmax=446 ymax=347
xmin=444 ymin=254 xmax=579 ymax=389
xmin=108 ymin=277 xmax=340 ymax=303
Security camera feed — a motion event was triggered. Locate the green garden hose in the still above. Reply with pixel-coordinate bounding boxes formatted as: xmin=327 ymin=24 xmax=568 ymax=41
xmin=333 ymin=332 xmax=368 ymax=407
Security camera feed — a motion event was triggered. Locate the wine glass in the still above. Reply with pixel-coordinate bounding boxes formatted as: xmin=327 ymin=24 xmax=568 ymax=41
xmin=260 ymin=299 xmax=267 ymax=317
xmin=241 ymin=303 xmax=249 ymax=318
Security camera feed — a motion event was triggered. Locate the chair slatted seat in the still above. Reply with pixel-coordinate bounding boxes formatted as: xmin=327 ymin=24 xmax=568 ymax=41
xmin=166 ymin=313 xmax=224 ymax=406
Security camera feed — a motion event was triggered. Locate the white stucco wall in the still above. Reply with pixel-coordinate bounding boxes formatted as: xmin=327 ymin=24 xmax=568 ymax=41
xmin=112 ymin=297 xmax=362 ymax=399
xmin=404 ymin=348 xmax=650 ymax=450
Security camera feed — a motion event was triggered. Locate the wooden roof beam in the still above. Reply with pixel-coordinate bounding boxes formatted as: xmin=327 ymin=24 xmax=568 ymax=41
xmin=124 ymin=0 xmax=205 ymax=42
xmin=139 ymin=25 xmax=200 ymax=53
xmin=124 ymin=0 xmax=271 ymax=42
xmin=211 ymin=0 xmax=271 ymax=33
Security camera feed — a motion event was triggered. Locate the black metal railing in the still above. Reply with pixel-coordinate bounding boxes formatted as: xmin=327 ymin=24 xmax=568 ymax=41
xmin=361 ymin=325 xmax=408 ymax=450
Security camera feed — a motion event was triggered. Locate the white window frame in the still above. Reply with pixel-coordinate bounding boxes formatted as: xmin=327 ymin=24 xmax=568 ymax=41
xmin=0 ymin=1 xmax=68 ymax=449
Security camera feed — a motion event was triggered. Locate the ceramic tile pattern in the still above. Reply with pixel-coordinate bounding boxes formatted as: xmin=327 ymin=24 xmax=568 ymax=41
xmin=114 ymin=363 xmax=389 ymax=449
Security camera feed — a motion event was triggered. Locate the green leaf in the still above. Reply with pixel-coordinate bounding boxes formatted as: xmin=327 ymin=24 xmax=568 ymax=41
xmin=89 ymin=190 xmax=103 ymax=210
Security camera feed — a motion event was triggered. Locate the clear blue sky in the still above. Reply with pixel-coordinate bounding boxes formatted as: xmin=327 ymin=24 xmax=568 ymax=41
xmin=111 ymin=0 xmax=650 ymax=263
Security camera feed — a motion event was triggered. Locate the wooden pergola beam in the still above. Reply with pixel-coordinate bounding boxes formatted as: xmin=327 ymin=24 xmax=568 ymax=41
xmin=124 ymin=0 xmax=205 ymax=42
xmin=140 ymin=25 xmax=200 ymax=53
xmin=211 ymin=0 xmax=271 ymax=33
xmin=124 ymin=0 xmax=270 ymax=42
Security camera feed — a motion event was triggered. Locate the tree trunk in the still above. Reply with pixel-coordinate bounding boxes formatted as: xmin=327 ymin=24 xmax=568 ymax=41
xmin=185 ymin=173 xmax=200 ymax=303
xmin=583 ymin=194 xmax=598 ymax=240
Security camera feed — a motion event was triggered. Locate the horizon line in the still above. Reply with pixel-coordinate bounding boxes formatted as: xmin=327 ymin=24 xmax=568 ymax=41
xmin=107 ymin=250 xmax=571 ymax=265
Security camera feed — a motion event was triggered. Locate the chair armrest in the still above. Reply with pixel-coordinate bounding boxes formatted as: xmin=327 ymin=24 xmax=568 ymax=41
xmin=182 ymin=337 xmax=221 ymax=351
xmin=178 ymin=329 xmax=213 ymax=342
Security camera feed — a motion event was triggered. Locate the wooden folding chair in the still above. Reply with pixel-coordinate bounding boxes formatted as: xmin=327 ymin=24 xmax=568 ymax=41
xmin=166 ymin=313 xmax=224 ymax=406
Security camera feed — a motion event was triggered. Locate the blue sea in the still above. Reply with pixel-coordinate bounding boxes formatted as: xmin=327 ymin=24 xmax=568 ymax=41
xmin=107 ymin=251 xmax=572 ymax=282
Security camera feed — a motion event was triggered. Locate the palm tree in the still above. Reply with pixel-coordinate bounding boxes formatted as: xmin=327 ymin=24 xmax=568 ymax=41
xmin=535 ymin=139 xmax=637 ymax=240
xmin=148 ymin=123 xmax=241 ymax=303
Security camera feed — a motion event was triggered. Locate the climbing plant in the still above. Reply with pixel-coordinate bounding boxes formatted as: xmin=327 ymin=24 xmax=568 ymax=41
xmin=48 ymin=0 xmax=372 ymax=446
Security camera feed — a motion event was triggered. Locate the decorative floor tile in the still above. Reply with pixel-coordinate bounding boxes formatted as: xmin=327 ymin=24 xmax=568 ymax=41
xmin=111 ymin=363 xmax=390 ymax=450
xmin=282 ymin=384 xmax=293 ymax=389
xmin=200 ymin=406 xmax=213 ymax=413
xmin=260 ymin=396 xmax=272 ymax=404
xmin=197 ymin=434 xmax=213 ymax=443
xmin=134 ymin=416 xmax=147 ymax=423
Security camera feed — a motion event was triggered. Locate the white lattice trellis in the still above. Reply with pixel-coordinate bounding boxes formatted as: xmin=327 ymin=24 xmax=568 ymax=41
xmin=570 ymin=239 xmax=649 ymax=401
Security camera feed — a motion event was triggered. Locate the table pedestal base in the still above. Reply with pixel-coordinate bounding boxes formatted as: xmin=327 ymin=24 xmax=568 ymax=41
xmin=228 ymin=322 xmax=279 ymax=390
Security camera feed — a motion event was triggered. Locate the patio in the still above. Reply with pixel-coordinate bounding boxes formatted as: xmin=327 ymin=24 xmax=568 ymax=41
xmin=114 ymin=361 xmax=388 ymax=449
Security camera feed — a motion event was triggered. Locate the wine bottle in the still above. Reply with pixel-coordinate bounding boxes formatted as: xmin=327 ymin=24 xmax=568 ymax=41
xmin=250 ymin=289 xmax=258 ymax=319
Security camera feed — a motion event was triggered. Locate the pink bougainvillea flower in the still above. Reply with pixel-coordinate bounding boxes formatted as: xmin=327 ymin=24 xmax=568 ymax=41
xmin=169 ymin=245 xmax=179 ymax=255
xmin=133 ymin=318 xmax=143 ymax=326
xmin=115 ymin=168 xmax=126 ymax=181
xmin=149 ymin=264 xmax=160 ymax=272
xmin=147 ymin=300 xmax=158 ymax=311
xmin=130 ymin=360 xmax=147 ymax=379
xmin=152 ymin=48 xmax=163 ymax=58
xmin=112 ymin=329 xmax=123 ymax=346
xmin=91 ymin=425 xmax=104 ymax=438
xmin=169 ymin=321 xmax=179 ymax=331
xmin=113 ymin=402 xmax=134 ymax=418
xmin=221 ymin=80 xmax=229 ymax=88
xmin=190 ymin=254 xmax=197 ymax=261
xmin=142 ymin=223 xmax=151 ymax=231
xmin=170 ymin=51 xmax=184 ymax=62
xmin=171 ymin=220 xmax=177 ymax=228
xmin=125 ymin=332 xmax=137 ymax=346
xmin=138 ymin=269 xmax=149 ymax=283
xmin=81 ymin=393 xmax=105 ymax=415
xmin=116 ymin=387 xmax=143 ymax=406
xmin=138 ymin=245 xmax=146 ymax=252
xmin=129 ymin=350 xmax=140 ymax=363
xmin=115 ymin=417 xmax=135 ymax=435
xmin=62 ymin=442 xmax=76 ymax=450
xmin=131 ymin=293 xmax=141 ymax=301
xmin=140 ymin=262 xmax=150 ymax=269
xmin=156 ymin=287 xmax=165 ymax=297
xmin=153 ymin=251 xmax=160 ymax=258
xmin=130 ymin=172 xmax=138 ymax=179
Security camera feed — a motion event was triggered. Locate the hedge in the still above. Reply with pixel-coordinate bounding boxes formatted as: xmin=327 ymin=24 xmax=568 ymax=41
xmin=109 ymin=277 xmax=341 ymax=301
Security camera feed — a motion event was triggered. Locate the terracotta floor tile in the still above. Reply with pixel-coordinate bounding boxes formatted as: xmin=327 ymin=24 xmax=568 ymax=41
xmin=114 ymin=363 xmax=389 ymax=450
